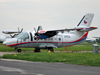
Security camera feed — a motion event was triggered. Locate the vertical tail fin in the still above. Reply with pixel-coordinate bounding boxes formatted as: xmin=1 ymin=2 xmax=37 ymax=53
xmin=77 ymin=13 xmax=94 ymax=27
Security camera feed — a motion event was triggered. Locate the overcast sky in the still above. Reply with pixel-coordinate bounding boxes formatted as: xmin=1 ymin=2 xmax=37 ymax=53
xmin=0 ymin=0 xmax=100 ymax=39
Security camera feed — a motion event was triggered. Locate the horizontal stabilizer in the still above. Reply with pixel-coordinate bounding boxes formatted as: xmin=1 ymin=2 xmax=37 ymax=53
xmin=76 ymin=27 xmax=97 ymax=32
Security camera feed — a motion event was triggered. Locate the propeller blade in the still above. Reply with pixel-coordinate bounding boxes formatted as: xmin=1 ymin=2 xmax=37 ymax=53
xmin=18 ymin=27 xmax=20 ymax=32
xmin=37 ymin=26 xmax=41 ymax=32
xmin=18 ymin=27 xmax=23 ymax=33
xmin=37 ymin=26 xmax=43 ymax=32
xmin=21 ymin=28 xmax=23 ymax=32
xmin=34 ymin=28 xmax=36 ymax=32
xmin=34 ymin=26 xmax=43 ymax=39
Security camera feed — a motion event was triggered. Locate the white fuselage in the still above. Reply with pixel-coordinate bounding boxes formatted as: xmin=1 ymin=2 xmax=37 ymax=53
xmin=3 ymin=30 xmax=88 ymax=48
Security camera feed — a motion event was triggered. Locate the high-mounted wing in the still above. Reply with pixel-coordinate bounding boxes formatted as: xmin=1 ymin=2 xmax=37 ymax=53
xmin=34 ymin=28 xmax=76 ymax=39
xmin=34 ymin=26 xmax=97 ymax=39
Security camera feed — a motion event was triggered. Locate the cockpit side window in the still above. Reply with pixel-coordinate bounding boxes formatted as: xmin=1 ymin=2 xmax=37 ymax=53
xmin=15 ymin=32 xmax=29 ymax=39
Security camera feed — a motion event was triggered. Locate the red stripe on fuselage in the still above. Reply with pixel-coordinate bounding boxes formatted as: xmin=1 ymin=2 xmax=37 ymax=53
xmin=66 ymin=31 xmax=88 ymax=43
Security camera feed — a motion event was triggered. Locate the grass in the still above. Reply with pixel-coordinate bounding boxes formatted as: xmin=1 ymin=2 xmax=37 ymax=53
xmin=2 ymin=52 xmax=100 ymax=66
xmin=0 ymin=43 xmax=100 ymax=52
xmin=54 ymin=45 xmax=94 ymax=51
xmin=0 ymin=45 xmax=93 ymax=52
xmin=0 ymin=43 xmax=34 ymax=52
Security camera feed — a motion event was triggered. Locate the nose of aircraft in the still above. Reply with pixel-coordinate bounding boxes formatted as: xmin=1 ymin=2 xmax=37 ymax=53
xmin=3 ymin=39 xmax=10 ymax=45
xmin=3 ymin=40 xmax=7 ymax=46
xmin=3 ymin=38 xmax=17 ymax=46
xmin=3 ymin=38 xmax=12 ymax=46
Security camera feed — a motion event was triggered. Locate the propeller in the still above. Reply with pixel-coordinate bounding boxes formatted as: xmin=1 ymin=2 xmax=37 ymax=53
xmin=11 ymin=27 xmax=23 ymax=38
xmin=34 ymin=26 xmax=43 ymax=36
xmin=18 ymin=27 xmax=23 ymax=33
xmin=34 ymin=26 xmax=42 ymax=43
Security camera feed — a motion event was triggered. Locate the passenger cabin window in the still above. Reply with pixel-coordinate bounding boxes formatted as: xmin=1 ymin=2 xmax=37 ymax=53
xmin=59 ymin=38 xmax=61 ymax=41
xmin=15 ymin=32 xmax=29 ymax=39
xmin=51 ymin=38 xmax=53 ymax=40
xmin=55 ymin=38 xmax=56 ymax=40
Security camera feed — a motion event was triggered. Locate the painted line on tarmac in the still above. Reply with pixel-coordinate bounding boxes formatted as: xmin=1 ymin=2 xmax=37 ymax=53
xmin=0 ymin=66 xmax=45 ymax=75
xmin=0 ymin=66 xmax=28 ymax=74
xmin=1 ymin=59 xmax=44 ymax=64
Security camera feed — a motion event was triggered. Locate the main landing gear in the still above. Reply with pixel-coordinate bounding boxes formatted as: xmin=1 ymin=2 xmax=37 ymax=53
xmin=34 ymin=47 xmax=54 ymax=52
xmin=34 ymin=48 xmax=40 ymax=52
xmin=48 ymin=47 xmax=54 ymax=52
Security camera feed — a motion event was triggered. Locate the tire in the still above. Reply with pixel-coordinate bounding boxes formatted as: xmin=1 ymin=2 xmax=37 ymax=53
xmin=50 ymin=48 xmax=54 ymax=52
xmin=48 ymin=48 xmax=54 ymax=52
xmin=34 ymin=48 xmax=40 ymax=52
xmin=17 ymin=49 xmax=21 ymax=52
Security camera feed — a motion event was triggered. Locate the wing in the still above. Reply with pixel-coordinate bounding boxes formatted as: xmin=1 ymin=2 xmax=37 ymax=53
xmin=47 ymin=28 xmax=76 ymax=33
xmin=35 ymin=28 xmax=76 ymax=39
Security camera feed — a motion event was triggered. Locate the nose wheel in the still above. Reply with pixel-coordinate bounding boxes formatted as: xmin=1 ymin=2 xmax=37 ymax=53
xmin=15 ymin=47 xmax=22 ymax=52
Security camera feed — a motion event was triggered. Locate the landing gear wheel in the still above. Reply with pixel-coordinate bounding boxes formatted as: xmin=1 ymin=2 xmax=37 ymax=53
xmin=51 ymin=48 xmax=54 ymax=52
xmin=34 ymin=48 xmax=40 ymax=52
xmin=48 ymin=48 xmax=54 ymax=52
xmin=50 ymin=48 xmax=54 ymax=52
xmin=17 ymin=49 xmax=21 ymax=52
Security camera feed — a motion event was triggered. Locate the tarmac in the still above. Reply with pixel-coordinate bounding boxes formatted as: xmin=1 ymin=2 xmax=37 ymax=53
xmin=0 ymin=59 xmax=100 ymax=75
xmin=0 ymin=51 xmax=100 ymax=75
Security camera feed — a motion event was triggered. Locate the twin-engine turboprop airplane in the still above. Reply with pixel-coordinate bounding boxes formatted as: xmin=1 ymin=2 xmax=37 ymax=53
xmin=3 ymin=13 xmax=97 ymax=52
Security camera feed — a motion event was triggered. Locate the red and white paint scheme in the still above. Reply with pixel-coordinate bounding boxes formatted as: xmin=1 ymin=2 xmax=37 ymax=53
xmin=3 ymin=13 xmax=97 ymax=52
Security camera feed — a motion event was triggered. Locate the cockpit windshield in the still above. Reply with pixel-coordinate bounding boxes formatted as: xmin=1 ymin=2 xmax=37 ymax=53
xmin=15 ymin=32 xmax=29 ymax=39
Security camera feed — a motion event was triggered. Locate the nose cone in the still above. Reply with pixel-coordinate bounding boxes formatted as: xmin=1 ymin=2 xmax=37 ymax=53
xmin=3 ymin=41 xmax=7 ymax=45
xmin=3 ymin=38 xmax=17 ymax=46
xmin=3 ymin=38 xmax=12 ymax=46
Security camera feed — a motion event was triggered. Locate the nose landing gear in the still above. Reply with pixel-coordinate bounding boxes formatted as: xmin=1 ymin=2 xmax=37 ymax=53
xmin=15 ymin=47 xmax=22 ymax=53
xmin=34 ymin=48 xmax=40 ymax=52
